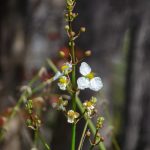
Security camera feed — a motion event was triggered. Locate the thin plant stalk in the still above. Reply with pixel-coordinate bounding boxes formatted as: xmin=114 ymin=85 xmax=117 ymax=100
xmin=89 ymin=129 xmax=99 ymax=150
xmin=65 ymin=2 xmax=77 ymax=150
xmin=37 ymin=131 xmax=51 ymax=150
xmin=10 ymin=75 xmax=39 ymax=119
xmin=70 ymin=25 xmax=77 ymax=150
xmin=78 ymin=121 xmax=88 ymax=150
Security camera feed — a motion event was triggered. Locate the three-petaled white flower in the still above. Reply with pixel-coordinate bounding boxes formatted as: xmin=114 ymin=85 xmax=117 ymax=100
xmin=77 ymin=62 xmax=103 ymax=91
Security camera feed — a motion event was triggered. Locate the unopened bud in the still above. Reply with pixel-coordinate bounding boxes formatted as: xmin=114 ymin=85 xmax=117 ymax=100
xmin=80 ymin=27 xmax=86 ymax=32
xmin=85 ymin=50 xmax=92 ymax=56
xmin=100 ymin=137 xmax=104 ymax=142
xmin=65 ymin=13 xmax=69 ymax=17
xmin=65 ymin=25 xmax=69 ymax=30
xmin=86 ymin=130 xmax=91 ymax=137
xmin=70 ymin=31 xmax=75 ymax=37
xmin=96 ymin=133 xmax=100 ymax=138
xmin=69 ymin=12 xmax=73 ymax=16
xmin=59 ymin=51 xmax=65 ymax=57
xmin=94 ymin=109 xmax=98 ymax=114
xmin=72 ymin=13 xmax=76 ymax=18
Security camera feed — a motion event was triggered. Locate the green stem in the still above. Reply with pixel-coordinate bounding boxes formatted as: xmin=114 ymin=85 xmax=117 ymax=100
xmin=78 ymin=121 xmax=88 ymax=150
xmin=47 ymin=59 xmax=58 ymax=73
xmin=76 ymin=97 xmax=106 ymax=150
xmin=9 ymin=76 xmax=53 ymax=120
xmin=71 ymin=42 xmax=77 ymax=150
xmin=34 ymin=129 xmax=39 ymax=147
xmin=38 ymin=131 xmax=51 ymax=150
xmin=89 ymin=129 xmax=98 ymax=150
xmin=67 ymin=4 xmax=77 ymax=150
xmin=9 ymin=75 xmax=39 ymax=119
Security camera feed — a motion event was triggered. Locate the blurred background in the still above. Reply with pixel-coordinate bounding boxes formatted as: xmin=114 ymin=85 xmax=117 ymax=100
xmin=0 ymin=0 xmax=150 ymax=150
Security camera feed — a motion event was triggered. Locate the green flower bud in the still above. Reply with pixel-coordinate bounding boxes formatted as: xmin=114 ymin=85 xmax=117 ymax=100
xmin=65 ymin=25 xmax=69 ymax=30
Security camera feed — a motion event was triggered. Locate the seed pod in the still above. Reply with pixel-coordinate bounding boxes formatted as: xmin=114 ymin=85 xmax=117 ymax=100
xmin=80 ymin=27 xmax=86 ymax=32
xmin=65 ymin=25 xmax=69 ymax=30
xmin=59 ymin=51 xmax=65 ymax=57
xmin=86 ymin=130 xmax=91 ymax=137
xmin=85 ymin=50 xmax=92 ymax=56
xmin=70 ymin=31 xmax=75 ymax=37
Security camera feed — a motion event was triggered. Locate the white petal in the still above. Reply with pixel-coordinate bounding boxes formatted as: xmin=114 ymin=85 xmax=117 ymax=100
xmin=59 ymin=105 xmax=66 ymax=111
xmin=67 ymin=117 xmax=74 ymax=123
xmin=77 ymin=77 xmax=90 ymax=90
xmin=89 ymin=77 xmax=103 ymax=91
xmin=53 ymin=71 xmax=62 ymax=81
xmin=58 ymin=83 xmax=66 ymax=90
xmin=79 ymin=62 xmax=91 ymax=76
xmin=66 ymin=62 xmax=72 ymax=69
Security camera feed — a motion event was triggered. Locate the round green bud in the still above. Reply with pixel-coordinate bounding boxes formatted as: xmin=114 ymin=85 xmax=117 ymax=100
xmin=65 ymin=25 xmax=69 ymax=30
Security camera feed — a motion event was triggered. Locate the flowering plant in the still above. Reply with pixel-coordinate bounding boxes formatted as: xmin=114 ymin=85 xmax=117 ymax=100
xmin=0 ymin=0 xmax=107 ymax=150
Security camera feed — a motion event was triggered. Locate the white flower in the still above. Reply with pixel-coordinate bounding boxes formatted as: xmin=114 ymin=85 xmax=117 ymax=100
xmin=61 ymin=62 xmax=72 ymax=74
xmin=77 ymin=62 xmax=103 ymax=91
xmin=53 ymin=62 xmax=72 ymax=81
xmin=58 ymin=76 xmax=68 ymax=90
xmin=83 ymin=97 xmax=97 ymax=117
xmin=67 ymin=110 xmax=80 ymax=123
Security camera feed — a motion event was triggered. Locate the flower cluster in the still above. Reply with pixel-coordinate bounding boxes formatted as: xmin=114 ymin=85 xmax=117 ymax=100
xmin=52 ymin=97 xmax=68 ymax=111
xmin=25 ymin=100 xmax=41 ymax=130
xmin=52 ymin=61 xmax=104 ymax=124
xmin=96 ymin=117 xmax=105 ymax=129
xmin=54 ymin=61 xmax=103 ymax=92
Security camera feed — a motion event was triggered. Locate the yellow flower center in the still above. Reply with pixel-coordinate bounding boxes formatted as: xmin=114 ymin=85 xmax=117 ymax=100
xmin=86 ymin=101 xmax=93 ymax=107
xmin=67 ymin=110 xmax=79 ymax=118
xmin=86 ymin=72 xmax=94 ymax=79
xmin=68 ymin=111 xmax=75 ymax=117
xmin=61 ymin=65 xmax=69 ymax=72
xmin=59 ymin=77 xmax=67 ymax=84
